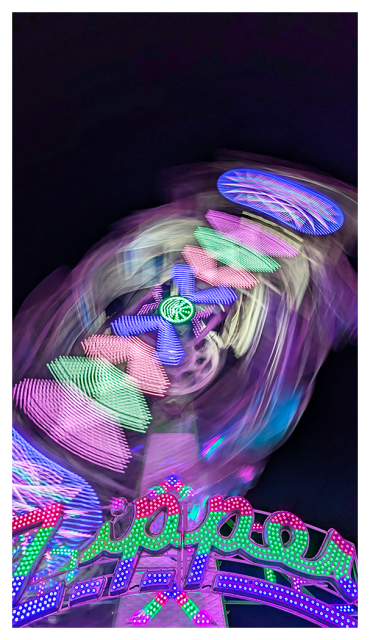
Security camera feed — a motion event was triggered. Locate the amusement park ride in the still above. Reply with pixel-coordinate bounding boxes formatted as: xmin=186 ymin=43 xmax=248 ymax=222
xmin=12 ymin=161 xmax=358 ymax=628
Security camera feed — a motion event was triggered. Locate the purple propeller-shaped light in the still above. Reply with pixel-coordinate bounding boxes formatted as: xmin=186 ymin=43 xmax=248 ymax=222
xmin=111 ymin=264 xmax=237 ymax=366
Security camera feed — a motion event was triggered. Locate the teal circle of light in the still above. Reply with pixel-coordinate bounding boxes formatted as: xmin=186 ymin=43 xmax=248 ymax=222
xmin=158 ymin=296 xmax=195 ymax=324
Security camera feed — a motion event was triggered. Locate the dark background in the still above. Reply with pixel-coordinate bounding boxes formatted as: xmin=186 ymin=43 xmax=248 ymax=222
xmin=13 ymin=13 xmax=357 ymax=627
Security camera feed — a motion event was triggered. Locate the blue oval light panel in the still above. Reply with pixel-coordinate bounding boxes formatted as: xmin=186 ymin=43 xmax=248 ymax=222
xmin=217 ymin=168 xmax=344 ymax=235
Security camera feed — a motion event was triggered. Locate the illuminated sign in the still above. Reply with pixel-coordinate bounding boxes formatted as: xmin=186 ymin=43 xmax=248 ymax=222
xmin=12 ymin=475 xmax=358 ymax=628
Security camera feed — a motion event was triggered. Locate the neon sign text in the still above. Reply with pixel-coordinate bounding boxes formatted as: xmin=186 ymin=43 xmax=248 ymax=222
xmin=12 ymin=483 xmax=358 ymax=628
xmin=79 ymin=493 xmax=356 ymax=602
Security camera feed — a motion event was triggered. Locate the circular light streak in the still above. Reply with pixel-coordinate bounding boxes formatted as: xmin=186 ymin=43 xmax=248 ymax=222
xmin=158 ymin=296 xmax=195 ymax=324
xmin=217 ymin=168 xmax=344 ymax=235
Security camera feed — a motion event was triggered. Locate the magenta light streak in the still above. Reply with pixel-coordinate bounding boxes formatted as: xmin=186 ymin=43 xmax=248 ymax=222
xmin=206 ymin=210 xmax=300 ymax=257
xmin=137 ymin=302 xmax=159 ymax=315
xmin=137 ymin=285 xmax=162 ymax=314
xmin=151 ymin=285 xmax=163 ymax=304
xmin=12 ymin=442 xmax=70 ymax=502
xmin=13 ymin=379 xmax=132 ymax=472
xmin=191 ymin=305 xmax=215 ymax=337
xmin=191 ymin=314 xmax=203 ymax=338
xmin=201 ymin=434 xmax=224 ymax=458
xmin=196 ymin=305 xmax=215 ymax=318
xmin=81 ymin=335 xmax=170 ymax=397
xmin=182 ymin=245 xmax=259 ymax=289
xmin=237 ymin=465 xmax=256 ymax=483
xmin=81 ymin=334 xmax=132 ymax=365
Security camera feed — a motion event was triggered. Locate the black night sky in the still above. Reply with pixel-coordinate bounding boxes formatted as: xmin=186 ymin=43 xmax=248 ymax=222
xmin=13 ymin=13 xmax=357 ymax=628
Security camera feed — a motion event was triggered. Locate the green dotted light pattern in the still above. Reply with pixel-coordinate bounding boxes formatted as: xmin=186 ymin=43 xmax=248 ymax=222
xmin=184 ymin=508 xmax=353 ymax=581
xmin=194 ymin=227 xmax=281 ymax=273
xmin=47 ymin=356 xmax=151 ymax=432
xmin=79 ymin=515 xmax=181 ymax=566
xmin=78 ymin=494 xmax=354 ymax=587
xmin=182 ymin=599 xmax=199 ymax=618
xmin=14 ymin=527 xmax=55 ymax=577
xmin=13 ymin=492 xmax=356 ymax=614
xmin=49 ymin=547 xmax=78 ymax=583
xmin=158 ymin=296 xmax=195 ymax=324
xmin=144 ymin=599 xmax=162 ymax=618
xmin=178 ymin=486 xmax=193 ymax=500
xmin=265 ymin=567 xmax=277 ymax=583
xmin=12 ymin=504 xmax=64 ymax=606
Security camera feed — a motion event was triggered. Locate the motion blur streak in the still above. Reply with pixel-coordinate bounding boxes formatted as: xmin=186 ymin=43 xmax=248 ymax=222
xmin=205 ymin=209 xmax=300 ymax=257
xmin=12 ymin=152 xmax=357 ymax=502
xmin=12 ymin=427 xmax=102 ymax=587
